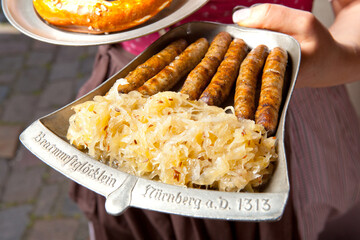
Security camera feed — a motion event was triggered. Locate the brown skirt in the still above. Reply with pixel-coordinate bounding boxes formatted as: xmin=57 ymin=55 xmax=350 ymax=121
xmin=70 ymin=44 xmax=360 ymax=240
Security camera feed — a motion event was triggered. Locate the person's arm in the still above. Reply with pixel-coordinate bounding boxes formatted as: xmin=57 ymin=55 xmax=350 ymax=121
xmin=232 ymin=1 xmax=360 ymax=88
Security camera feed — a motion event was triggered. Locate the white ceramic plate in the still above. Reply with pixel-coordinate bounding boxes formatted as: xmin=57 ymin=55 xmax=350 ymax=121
xmin=1 ymin=0 xmax=209 ymax=46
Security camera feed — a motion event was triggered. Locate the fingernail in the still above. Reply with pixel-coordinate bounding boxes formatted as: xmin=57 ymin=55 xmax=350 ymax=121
xmin=250 ymin=3 xmax=262 ymax=8
xmin=232 ymin=8 xmax=251 ymax=23
xmin=232 ymin=5 xmax=246 ymax=14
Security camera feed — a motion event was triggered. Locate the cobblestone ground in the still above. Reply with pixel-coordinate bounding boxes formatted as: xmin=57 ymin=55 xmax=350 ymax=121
xmin=0 ymin=25 xmax=97 ymax=239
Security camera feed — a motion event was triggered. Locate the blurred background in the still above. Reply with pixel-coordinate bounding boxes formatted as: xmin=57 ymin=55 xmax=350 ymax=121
xmin=0 ymin=2 xmax=96 ymax=240
xmin=0 ymin=1 xmax=359 ymax=240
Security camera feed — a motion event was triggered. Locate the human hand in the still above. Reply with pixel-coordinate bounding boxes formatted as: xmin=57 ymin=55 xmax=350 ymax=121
xmin=232 ymin=4 xmax=359 ymax=88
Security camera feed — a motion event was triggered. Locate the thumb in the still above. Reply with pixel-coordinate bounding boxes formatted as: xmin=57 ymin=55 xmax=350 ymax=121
xmin=232 ymin=4 xmax=312 ymax=37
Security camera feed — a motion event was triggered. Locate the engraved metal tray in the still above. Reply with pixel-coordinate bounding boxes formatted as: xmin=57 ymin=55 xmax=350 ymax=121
xmin=1 ymin=0 xmax=208 ymax=46
xmin=20 ymin=22 xmax=301 ymax=221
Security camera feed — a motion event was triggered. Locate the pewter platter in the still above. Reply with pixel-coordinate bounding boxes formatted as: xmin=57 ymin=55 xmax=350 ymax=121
xmin=1 ymin=0 xmax=208 ymax=46
xmin=20 ymin=22 xmax=301 ymax=221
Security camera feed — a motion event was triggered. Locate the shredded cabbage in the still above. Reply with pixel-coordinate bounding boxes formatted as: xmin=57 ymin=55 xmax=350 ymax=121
xmin=67 ymin=79 xmax=277 ymax=192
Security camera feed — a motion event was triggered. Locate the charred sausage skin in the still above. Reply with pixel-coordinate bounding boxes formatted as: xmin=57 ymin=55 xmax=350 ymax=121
xmin=255 ymin=47 xmax=288 ymax=136
xmin=199 ymin=38 xmax=248 ymax=106
xmin=137 ymin=38 xmax=209 ymax=96
xmin=234 ymin=45 xmax=269 ymax=120
xmin=180 ymin=32 xmax=232 ymax=100
xmin=118 ymin=39 xmax=188 ymax=94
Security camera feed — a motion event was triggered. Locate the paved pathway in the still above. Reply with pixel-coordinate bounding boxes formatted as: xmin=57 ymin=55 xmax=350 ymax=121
xmin=0 ymin=21 xmax=97 ymax=239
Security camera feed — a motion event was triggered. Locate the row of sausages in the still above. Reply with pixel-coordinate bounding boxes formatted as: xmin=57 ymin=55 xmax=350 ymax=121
xmin=116 ymin=32 xmax=288 ymax=136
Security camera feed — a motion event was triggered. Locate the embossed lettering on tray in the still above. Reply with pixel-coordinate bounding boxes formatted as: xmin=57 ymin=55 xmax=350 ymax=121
xmin=34 ymin=131 xmax=117 ymax=187
xmin=141 ymin=184 xmax=272 ymax=213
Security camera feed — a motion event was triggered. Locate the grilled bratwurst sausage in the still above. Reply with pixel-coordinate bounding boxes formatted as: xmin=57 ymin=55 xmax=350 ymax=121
xmin=117 ymin=39 xmax=188 ymax=93
xmin=255 ymin=47 xmax=288 ymax=136
xmin=180 ymin=32 xmax=232 ymax=100
xmin=234 ymin=45 xmax=269 ymax=120
xmin=199 ymin=38 xmax=248 ymax=106
xmin=137 ymin=38 xmax=209 ymax=96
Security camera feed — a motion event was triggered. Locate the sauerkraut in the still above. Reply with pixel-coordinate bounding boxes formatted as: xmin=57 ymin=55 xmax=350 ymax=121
xmin=67 ymin=79 xmax=277 ymax=192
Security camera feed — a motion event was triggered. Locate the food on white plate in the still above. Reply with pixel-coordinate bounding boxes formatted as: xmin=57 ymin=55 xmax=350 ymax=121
xmin=33 ymin=0 xmax=172 ymax=34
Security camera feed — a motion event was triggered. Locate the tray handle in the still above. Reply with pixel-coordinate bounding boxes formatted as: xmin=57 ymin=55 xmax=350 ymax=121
xmin=105 ymin=175 xmax=138 ymax=215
